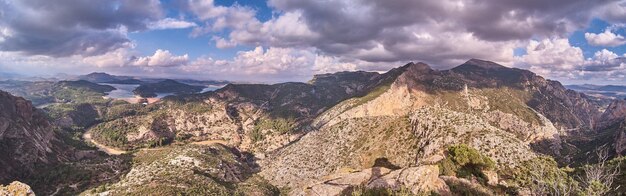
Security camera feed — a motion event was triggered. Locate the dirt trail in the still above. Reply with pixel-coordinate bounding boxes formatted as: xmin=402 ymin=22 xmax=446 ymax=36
xmin=82 ymin=131 xmax=127 ymax=155
xmin=190 ymin=140 xmax=229 ymax=146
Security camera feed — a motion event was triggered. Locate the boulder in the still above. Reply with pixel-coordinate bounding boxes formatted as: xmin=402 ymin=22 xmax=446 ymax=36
xmin=0 ymin=181 xmax=35 ymax=196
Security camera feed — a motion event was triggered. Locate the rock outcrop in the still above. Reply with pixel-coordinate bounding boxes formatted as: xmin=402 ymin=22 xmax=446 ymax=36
xmin=302 ymin=165 xmax=449 ymax=196
xmin=0 ymin=181 xmax=35 ymax=196
xmin=83 ymin=144 xmax=278 ymax=195
xmin=0 ymin=91 xmax=74 ymax=183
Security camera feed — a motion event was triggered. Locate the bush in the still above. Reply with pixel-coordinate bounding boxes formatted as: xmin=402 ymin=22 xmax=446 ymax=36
xmin=438 ymin=144 xmax=495 ymax=185
xmin=254 ymin=118 xmax=296 ymax=135
xmin=345 ymin=185 xmax=425 ymax=196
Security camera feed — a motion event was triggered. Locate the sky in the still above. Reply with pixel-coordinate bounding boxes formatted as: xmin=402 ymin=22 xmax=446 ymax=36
xmin=1 ymin=0 xmax=626 ymax=84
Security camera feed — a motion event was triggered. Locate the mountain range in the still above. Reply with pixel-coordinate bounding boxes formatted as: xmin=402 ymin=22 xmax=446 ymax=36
xmin=1 ymin=59 xmax=625 ymax=195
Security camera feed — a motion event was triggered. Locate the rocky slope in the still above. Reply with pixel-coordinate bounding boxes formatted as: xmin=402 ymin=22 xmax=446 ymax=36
xmin=82 ymin=144 xmax=278 ymax=195
xmin=43 ymin=59 xmax=626 ymax=195
xmin=89 ymin=67 xmax=405 ymax=153
xmin=257 ymin=61 xmax=540 ymax=193
xmin=0 ymin=91 xmax=74 ymax=183
xmin=256 ymin=59 xmax=614 ymax=194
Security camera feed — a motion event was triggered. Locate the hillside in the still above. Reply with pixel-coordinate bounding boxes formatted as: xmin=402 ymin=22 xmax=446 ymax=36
xmin=82 ymin=144 xmax=278 ymax=195
xmin=0 ymin=91 xmax=75 ymax=183
xmin=3 ymin=59 xmax=626 ymax=195
xmin=77 ymin=72 xmax=141 ymax=84
xmin=567 ymin=84 xmax=626 ymax=100
xmin=133 ymin=79 xmax=205 ymax=98
xmin=81 ymin=59 xmax=626 ymax=195
xmin=0 ymin=80 xmax=115 ymax=106
xmin=89 ymin=65 xmax=403 ymax=153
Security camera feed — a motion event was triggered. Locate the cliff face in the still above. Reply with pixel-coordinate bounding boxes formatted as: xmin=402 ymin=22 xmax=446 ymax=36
xmin=0 ymin=91 xmax=73 ymax=183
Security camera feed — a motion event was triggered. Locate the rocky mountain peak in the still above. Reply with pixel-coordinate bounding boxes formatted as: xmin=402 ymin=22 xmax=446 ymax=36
xmin=400 ymin=62 xmax=432 ymax=71
xmin=456 ymin=58 xmax=508 ymax=70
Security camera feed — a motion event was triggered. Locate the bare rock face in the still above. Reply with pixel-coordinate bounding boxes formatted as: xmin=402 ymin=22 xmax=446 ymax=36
xmin=616 ymin=126 xmax=626 ymax=154
xmin=0 ymin=181 xmax=35 ymax=196
xmin=297 ymin=166 xmax=449 ymax=196
xmin=367 ymin=165 xmax=449 ymax=195
xmin=598 ymin=99 xmax=626 ymax=130
xmin=0 ymin=91 xmax=73 ymax=183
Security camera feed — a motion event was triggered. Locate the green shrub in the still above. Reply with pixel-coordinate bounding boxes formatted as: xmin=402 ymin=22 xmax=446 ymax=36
xmin=254 ymin=118 xmax=296 ymax=135
xmin=438 ymin=144 xmax=495 ymax=185
xmin=346 ymin=185 xmax=425 ymax=196
xmin=250 ymin=128 xmax=265 ymax=143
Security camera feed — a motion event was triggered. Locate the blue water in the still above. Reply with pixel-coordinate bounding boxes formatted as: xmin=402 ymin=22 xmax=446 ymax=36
xmin=101 ymin=83 xmax=139 ymax=99
xmin=100 ymin=83 xmax=223 ymax=99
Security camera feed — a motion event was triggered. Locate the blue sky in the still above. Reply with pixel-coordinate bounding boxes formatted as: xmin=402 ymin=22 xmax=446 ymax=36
xmin=570 ymin=19 xmax=626 ymax=58
xmin=1 ymin=0 xmax=626 ymax=84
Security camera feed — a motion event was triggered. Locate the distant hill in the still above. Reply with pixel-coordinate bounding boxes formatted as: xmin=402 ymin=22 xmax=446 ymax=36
xmin=133 ymin=79 xmax=204 ymax=98
xmin=0 ymin=80 xmax=115 ymax=106
xmin=566 ymin=84 xmax=626 ymax=100
xmin=0 ymin=72 xmax=22 ymax=80
xmin=77 ymin=72 xmax=142 ymax=84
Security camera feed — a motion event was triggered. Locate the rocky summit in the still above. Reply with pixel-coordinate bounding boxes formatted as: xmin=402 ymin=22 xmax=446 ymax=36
xmin=1 ymin=59 xmax=626 ymax=195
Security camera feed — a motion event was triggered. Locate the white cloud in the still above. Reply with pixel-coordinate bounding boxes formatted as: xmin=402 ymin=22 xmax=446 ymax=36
xmin=179 ymin=46 xmax=376 ymax=82
xmin=592 ymin=49 xmax=619 ymax=62
xmin=148 ymin=18 xmax=197 ymax=30
xmin=585 ymin=29 xmax=626 ymax=47
xmin=212 ymin=36 xmax=238 ymax=48
xmin=187 ymin=0 xmax=229 ymax=20
xmin=313 ymin=55 xmax=357 ymax=74
xmin=581 ymin=49 xmax=626 ymax=72
xmin=82 ymin=48 xmax=133 ymax=67
xmin=514 ymin=38 xmax=585 ymax=77
xmin=131 ymin=49 xmax=189 ymax=67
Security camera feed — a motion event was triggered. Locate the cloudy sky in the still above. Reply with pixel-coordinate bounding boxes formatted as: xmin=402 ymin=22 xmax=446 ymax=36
xmin=1 ymin=0 xmax=626 ymax=84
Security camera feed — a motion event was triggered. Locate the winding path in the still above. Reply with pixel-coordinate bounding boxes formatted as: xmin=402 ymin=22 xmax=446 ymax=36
xmin=82 ymin=130 xmax=127 ymax=155
xmin=190 ymin=139 xmax=229 ymax=146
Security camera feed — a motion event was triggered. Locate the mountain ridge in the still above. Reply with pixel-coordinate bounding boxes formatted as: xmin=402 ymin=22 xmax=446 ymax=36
xmin=3 ymin=59 xmax=626 ymax=195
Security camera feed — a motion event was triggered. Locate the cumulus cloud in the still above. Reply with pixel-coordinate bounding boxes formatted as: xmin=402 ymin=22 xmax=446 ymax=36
xmin=3 ymin=0 xmax=626 ymax=83
xmin=179 ymin=46 xmax=371 ymax=82
xmin=0 ymin=0 xmax=164 ymax=57
xmin=212 ymin=36 xmax=238 ymax=49
xmin=514 ymin=38 xmax=626 ymax=82
xmin=131 ymin=49 xmax=189 ymax=67
xmin=514 ymin=38 xmax=585 ymax=77
xmin=82 ymin=48 xmax=189 ymax=68
xmin=585 ymin=29 xmax=626 ymax=47
xmin=148 ymin=18 xmax=197 ymax=30
xmin=583 ymin=49 xmax=626 ymax=72
xmin=186 ymin=0 xmax=617 ymax=71
xmin=82 ymin=48 xmax=134 ymax=67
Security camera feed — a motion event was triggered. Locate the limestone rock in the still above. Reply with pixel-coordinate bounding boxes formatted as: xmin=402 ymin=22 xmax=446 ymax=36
xmin=0 ymin=181 xmax=35 ymax=196
xmin=367 ymin=165 xmax=448 ymax=195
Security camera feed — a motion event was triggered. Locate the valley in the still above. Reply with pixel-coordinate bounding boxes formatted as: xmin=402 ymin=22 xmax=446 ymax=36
xmin=1 ymin=59 xmax=626 ymax=195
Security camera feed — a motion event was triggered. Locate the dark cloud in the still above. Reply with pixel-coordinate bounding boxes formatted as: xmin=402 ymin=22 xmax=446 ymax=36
xmin=254 ymin=0 xmax=621 ymax=66
xmin=0 ymin=0 xmax=163 ymax=57
xmin=583 ymin=57 xmax=626 ymax=72
xmin=267 ymin=0 xmax=609 ymax=44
